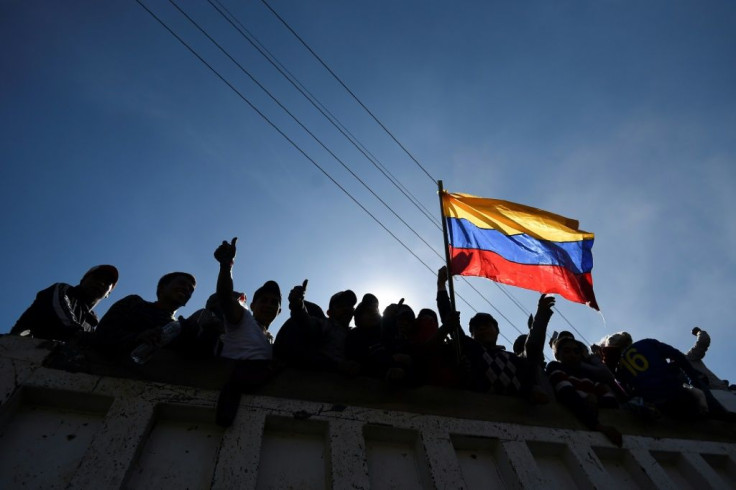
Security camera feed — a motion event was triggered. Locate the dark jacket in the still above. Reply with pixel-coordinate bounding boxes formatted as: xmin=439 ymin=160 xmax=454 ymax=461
xmin=12 ymin=283 xmax=97 ymax=341
xmin=94 ymin=295 xmax=176 ymax=357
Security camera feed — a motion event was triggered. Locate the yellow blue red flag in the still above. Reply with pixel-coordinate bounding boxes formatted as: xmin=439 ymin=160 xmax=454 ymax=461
xmin=441 ymin=192 xmax=599 ymax=310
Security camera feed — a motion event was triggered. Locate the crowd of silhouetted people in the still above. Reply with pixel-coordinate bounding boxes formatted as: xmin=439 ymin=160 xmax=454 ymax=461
xmin=8 ymin=237 xmax=735 ymax=445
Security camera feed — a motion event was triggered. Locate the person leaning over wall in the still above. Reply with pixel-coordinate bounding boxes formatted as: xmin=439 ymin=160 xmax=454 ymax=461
xmin=93 ymin=271 xmax=196 ymax=362
xmin=12 ymin=265 xmax=119 ymax=342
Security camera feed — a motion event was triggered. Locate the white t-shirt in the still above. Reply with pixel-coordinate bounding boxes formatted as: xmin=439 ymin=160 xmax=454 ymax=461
xmin=220 ymin=307 xmax=273 ymax=360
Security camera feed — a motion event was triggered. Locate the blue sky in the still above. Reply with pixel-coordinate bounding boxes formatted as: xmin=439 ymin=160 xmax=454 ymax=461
xmin=2 ymin=1 xmax=735 ymax=380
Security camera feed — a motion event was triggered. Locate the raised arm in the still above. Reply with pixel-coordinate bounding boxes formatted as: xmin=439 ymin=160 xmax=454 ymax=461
xmin=214 ymin=237 xmax=244 ymax=325
xmin=288 ymin=279 xmax=309 ymax=324
xmin=685 ymin=328 xmax=710 ymax=361
xmin=524 ymin=294 xmax=555 ymax=365
xmin=436 ymin=266 xmax=452 ymax=325
xmin=658 ymin=340 xmax=707 ymax=388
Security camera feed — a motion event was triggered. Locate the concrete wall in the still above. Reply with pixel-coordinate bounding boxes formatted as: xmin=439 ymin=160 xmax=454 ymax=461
xmin=1 ymin=335 xmax=735 ymax=489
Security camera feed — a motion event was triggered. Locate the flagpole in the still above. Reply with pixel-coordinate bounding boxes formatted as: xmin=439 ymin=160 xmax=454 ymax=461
xmin=437 ymin=180 xmax=462 ymax=358
xmin=437 ymin=181 xmax=457 ymax=311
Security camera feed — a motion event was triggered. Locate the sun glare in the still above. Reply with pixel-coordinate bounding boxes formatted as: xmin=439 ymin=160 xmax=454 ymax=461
xmin=358 ymin=282 xmax=428 ymax=313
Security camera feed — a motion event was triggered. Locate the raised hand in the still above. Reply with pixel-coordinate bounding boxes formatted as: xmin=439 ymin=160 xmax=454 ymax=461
xmin=537 ymin=294 xmax=555 ymax=314
xmin=214 ymin=237 xmax=237 ymax=266
xmin=437 ymin=265 xmax=449 ymax=285
xmin=288 ymin=279 xmax=308 ymax=310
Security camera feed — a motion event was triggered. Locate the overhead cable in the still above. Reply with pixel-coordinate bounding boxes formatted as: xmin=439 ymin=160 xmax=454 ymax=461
xmin=167 ymin=0 xmax=445 ymax=274
xmin=135 ymin=0 xmax=436 ymax=278
xmin=211 ymin=0 xmax=440 ymax=229
xmin=259 ymin=0 xmax=437 ymax=184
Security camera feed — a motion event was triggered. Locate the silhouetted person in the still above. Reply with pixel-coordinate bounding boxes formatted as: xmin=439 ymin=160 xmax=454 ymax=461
xmin=94 ymin=271 xmax=196 ymax=359
xmin=546 ymin=335 xmax=622 ymax=446
xmin=436 ymin=266 xmax=553 ymax=403
xmin=214 ymin=237 xmax=281 ymax=360
xmin=603 ymin=331 xmax=732 ymax=421
xmin=275 ymin=282 xmax=360 ymax=375
xmin=212 ymin=237 xmax=283 ymax=427
xmin=183 ymin=291 xmax=246 ymax=360
xmin=513 ymin=334 xmax=528 ymax=356
xmin=412 ymin=309 xmax=439 ymax=344
xmin=346 ymin=294 xmax=386 ymax=376
xmin=378 ymin=300 xmax=419 ymax=385
xmin=686 ymin=327 xmax=729 ymax=390
xmin=12 ymin=265 xmax=119 ymax=341
xmin=404 ymin=306 xmax=459 ymax=387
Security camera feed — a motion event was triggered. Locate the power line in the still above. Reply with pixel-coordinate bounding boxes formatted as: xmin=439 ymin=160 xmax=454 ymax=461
xmin=552 ymin=306 xmax=592 ymax=346
xmin=259 ymin=0 xmax=437 ymax=184
xmin=168 ymin=0 xmax=445 ymax=260
xmin=135 ymin=0 xmax=437 ymax=280
xmin=210 ymin=0 xmax=440 ymax=230
xmin=493 ymin=281 xmax=531 ymax=315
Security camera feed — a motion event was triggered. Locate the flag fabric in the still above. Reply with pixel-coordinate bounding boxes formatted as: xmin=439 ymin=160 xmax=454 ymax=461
xmin=442 ymin=192 xmax=599 ymax=310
